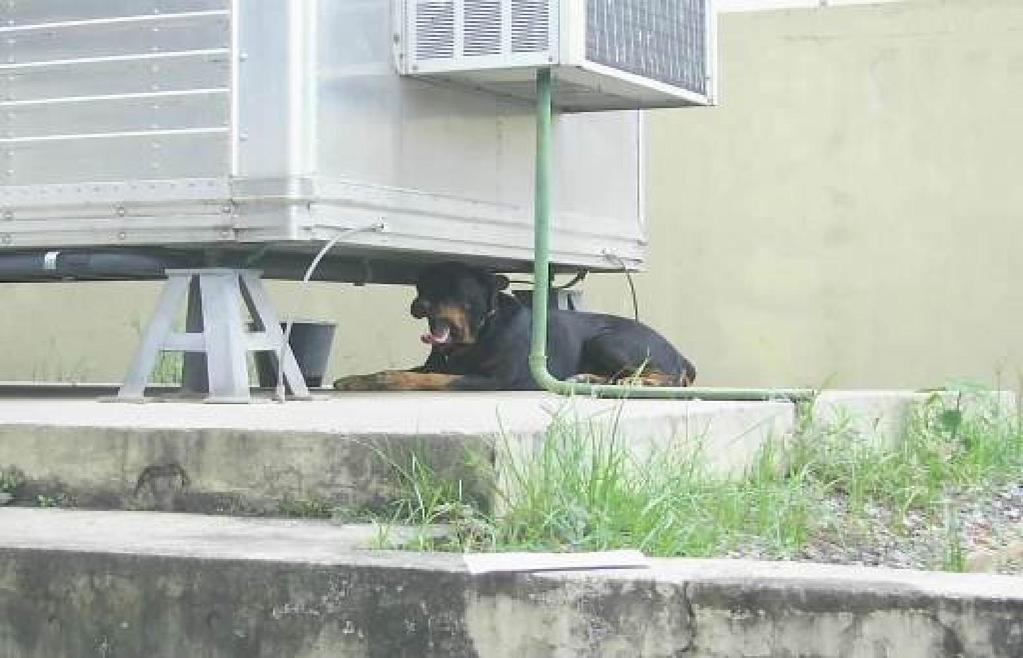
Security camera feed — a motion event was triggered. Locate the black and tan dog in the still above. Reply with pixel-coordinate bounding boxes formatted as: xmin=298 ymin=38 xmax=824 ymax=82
xmin=333 ymin=262 xmax=696 ymax=391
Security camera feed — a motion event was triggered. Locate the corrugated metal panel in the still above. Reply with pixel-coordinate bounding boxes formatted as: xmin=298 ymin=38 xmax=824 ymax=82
xmin=586 ymin=0 xmax=707 ymax=95
xmin=0 ymin=1 xmax=231 ymax=185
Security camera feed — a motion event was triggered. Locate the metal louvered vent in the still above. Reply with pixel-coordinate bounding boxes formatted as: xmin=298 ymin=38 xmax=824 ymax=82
xmin=464 ymin=0 xmax=502 ymax=56
xmin=415 ymin=1 xmax=455 ymax=60
xmin=587 ymin=0 xmax=707 ymax=94
xmin=511 ymin=0 xmax=549 ymax=53
xmin=401 ymin=0 xmax=715 ymax=112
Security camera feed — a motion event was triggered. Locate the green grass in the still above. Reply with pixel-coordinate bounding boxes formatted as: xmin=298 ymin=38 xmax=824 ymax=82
xmin=0 ymin=467 xmax=25 ymax=494
xmin=374 ymin=410 xmax=818 ymax=557
xmin=791 ymin=390 xmax=1023 ymax=518
xmin=150 ymin=352 xmax=184 ymax=385
xmin=371 ymin=388 xmax=1023 ymax=566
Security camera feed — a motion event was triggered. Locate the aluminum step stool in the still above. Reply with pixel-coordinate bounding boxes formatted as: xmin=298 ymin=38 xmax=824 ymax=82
xmin=118 ymin=269 xmax=309 ymax=403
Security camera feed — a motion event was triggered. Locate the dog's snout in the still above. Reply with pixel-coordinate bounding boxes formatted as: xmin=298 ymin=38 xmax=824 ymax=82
xmin=411 ymin=298 xmax=430 ymax=318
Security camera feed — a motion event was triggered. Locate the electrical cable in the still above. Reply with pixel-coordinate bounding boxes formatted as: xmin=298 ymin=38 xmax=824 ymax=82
xmin=601 ymin=251 xmax=639 ymax=322
xmin=274 ymin=221 xmax=386 ymax=402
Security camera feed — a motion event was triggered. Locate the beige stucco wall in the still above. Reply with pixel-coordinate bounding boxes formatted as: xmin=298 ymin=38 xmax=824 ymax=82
xmin=0 ymin=280 xmax=427 ymax=383
xmin=1 ymin=0 xmax=1020 ymax=388
xmin=585 ymin=0 xmax=1023 ymax=388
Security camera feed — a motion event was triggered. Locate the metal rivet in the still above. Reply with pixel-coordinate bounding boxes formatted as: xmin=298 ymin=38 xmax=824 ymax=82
xmin=239 ymin=52 xmax=249 ymax=61
xmin=116 ymin=206 xmax=126 ymax=217
xmin=117 ymin=232 xmax=127 ymax=240
xmin=221 ymin=204 xmax=233 ymax=214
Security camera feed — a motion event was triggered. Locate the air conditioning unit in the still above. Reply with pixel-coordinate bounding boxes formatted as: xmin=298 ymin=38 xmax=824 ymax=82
xmin=397 ymin=0 xmax=716 ymax=112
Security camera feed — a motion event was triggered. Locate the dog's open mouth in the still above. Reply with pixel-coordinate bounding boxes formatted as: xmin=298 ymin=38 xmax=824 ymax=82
xmin=421 ymin=322 xmax=452 ymax=346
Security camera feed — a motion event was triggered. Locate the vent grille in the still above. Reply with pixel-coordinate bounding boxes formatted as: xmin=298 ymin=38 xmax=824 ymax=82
xmin=402 ymin=0 xmax=713 ymax=110
xmin=586 ymin=0 xmax=707 ymax=95
xmin=415 ymin=1 xmax=455 ymax=60
xmin=464 ymin=0 xmax=502 ymax=56
xmin=512 ymin=0 xmax=549 ymax=53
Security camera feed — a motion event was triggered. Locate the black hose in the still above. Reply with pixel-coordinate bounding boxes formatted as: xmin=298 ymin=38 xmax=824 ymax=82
xmin=0 ymin=250 xmax=178 ymax=281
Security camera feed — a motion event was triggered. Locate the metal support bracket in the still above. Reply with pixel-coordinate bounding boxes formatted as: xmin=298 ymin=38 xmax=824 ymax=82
xmin=117 ymin=268 xmax=310 ymax=403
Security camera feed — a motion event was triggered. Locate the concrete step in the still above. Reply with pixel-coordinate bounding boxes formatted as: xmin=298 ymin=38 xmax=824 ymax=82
xmin=0 ymin=390 xmax=792 ymax=515
xmin=0 ymin=388 xmax=1015 ymax=516
xmin=1 ymin=508 xmax=1020 ymax=657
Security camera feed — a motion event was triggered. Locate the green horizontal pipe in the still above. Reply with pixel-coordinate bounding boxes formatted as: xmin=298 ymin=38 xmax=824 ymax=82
xmin=527 ymin=68 xmax=814 ymax=403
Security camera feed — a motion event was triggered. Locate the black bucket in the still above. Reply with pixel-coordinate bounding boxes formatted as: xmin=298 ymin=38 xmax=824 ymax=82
xmin=255 ymin=321 xmax=336 ymax=389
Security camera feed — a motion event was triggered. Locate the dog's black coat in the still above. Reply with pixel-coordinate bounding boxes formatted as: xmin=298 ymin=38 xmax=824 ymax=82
xmin=408 ymin=262 xmax=696 ymax=390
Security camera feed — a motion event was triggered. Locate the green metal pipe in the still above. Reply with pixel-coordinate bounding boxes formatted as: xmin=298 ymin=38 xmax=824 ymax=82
xmin=527 ymin=68 xmax=814 ymax=402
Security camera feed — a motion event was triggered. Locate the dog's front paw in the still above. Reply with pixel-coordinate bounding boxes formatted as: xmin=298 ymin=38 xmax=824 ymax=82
xmin=334 ymin=372 xmax=384 ymax=391
xmin=333 ymin=374 xmax=366 ymax=391
xmin=334 ymin=370 xmax=412 ymax=391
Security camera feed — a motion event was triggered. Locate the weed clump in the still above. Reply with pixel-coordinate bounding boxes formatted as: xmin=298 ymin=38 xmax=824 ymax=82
xmin=372 ymin=388 xmax=1023 ymax=570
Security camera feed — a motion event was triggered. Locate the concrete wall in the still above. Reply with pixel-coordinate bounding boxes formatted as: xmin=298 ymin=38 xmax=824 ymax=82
xmin=1 ymin=0 xmax=1021 ymax=388
xmin=584 ymin=0 xmax=1023 ymax=388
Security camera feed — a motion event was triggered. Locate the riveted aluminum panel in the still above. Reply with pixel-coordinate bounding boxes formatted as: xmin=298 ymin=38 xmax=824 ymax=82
xmin=2 ymin=133 xmax=229 ymax=186
xmin=3 ymin=0 xmax=226 ymax=25
xmin=0 ymin=54 xmax=231 ymax=102
xmin=0 ymin=15 xmax=229 ymax=65
xmin=0 ymin=3 xmax=231 ymax=187
xmin=4 ymin=93 xmax=229 ymax=139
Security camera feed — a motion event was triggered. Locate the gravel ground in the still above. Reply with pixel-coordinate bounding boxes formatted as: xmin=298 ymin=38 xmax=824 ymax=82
xmin=728 ymin=481 xmax=1023 ymax=574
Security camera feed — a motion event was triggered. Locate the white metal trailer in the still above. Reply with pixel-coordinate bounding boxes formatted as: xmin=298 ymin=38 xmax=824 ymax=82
xmin=0 ymin=0 xmax=719 ymax=281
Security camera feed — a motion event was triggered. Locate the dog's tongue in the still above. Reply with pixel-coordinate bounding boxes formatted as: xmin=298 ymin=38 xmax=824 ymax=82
xmin=421 ymin=325 xmax=451 ymax=345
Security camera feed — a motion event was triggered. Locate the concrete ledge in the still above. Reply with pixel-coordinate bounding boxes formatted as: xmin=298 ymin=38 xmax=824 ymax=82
xmin=811 ymin=389 xmax=1019 ymax=444
xmin=0 ymin=389 xmax=1015 ymax=515
xmin=1 ymin=509 xmax=1021 ymax=657
xmin=0 ymin=393 xmax=792 ymax=514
